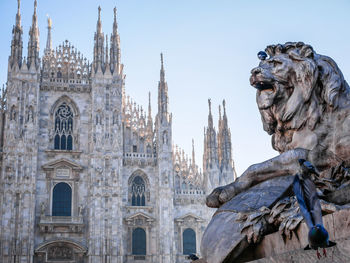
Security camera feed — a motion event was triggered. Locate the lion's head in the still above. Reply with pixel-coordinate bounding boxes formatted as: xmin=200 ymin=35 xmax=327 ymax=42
xmin=250 ymin=42 xmax=350 ymax=152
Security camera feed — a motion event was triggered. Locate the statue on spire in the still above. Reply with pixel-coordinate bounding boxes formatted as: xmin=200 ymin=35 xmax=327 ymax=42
xmin=47 ymin=16 xmax=52 ymax=29
xmin=34 ymin=0 xmax=37 ymax=14
xmin=45 ymin=16 xmax=52 ymax=53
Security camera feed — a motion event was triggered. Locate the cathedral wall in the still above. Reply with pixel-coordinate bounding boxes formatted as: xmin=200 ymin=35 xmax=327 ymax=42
xmin=121 ymin=164 xmax=159 ymax=261
xmin=34 ymin=89 xmax=92 ymax=253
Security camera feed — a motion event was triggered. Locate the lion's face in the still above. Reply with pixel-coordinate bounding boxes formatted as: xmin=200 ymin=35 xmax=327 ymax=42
xmin=250 ymin=53 xmax=295 ymax=110
xmin=249 ymin=42 xmax=349 ymax=154
xmin=249 ymin=43 xmax=324 ymax=152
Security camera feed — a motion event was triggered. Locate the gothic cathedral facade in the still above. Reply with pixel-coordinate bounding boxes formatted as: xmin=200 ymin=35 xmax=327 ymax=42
xmin=0 ymin=1 xmax=236 ymax=263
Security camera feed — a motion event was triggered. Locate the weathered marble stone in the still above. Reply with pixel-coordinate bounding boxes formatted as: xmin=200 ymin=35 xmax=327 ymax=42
xmin=326 ymin=184 xmax=350 ymax=205
xmin=201 ymin=176 xmax=294 ymax=263
xmin=236 ymin=209 xmax=350 ymax=262
xmin=217 ymin=176 xmax=294 ymax=213
xmin=199 ymin=209 xmax=350 ymax=263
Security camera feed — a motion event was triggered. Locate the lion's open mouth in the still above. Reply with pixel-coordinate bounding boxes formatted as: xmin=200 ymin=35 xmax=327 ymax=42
xmin=253 ymin=82 xmax=274 ymax=91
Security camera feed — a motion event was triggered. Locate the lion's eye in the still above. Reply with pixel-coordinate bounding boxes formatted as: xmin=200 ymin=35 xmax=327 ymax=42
xmin=269 ymin=60 xmax=282 ymax=67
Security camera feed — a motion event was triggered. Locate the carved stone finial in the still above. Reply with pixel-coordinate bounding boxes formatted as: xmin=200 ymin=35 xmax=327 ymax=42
xmin=114 ymin=7 xmax=117 ymax=20
xmin=98 ymin=6 xmax=101 ymax=19
xmin=18 ymin=0 xmax=21 ymax=12
xmin=34 ymin=0 xmax=37 ymax=13
xmin=208 ymin=99 xmax=212 ymax=113
xmin=160 ymin=53 xmax=164 ymax=67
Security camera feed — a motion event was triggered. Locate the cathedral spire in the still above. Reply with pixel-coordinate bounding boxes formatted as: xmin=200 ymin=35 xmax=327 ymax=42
xmin=160 ymin=53 xmax=165 ymax=82
xmin=148 ymin=91 xmax=152 ymax=123
xmin=16 ymin=0 xmax=21 ymax=27
xmin=105 ymin=35 xmax=109 ymax=70
xmin=93 ymin=6 xmax=105 ymax=73
xmin=223 ymin=100 xmax=227 ymax=118
xmin=9 ymin=0 xmax=23 ymax=68
xmin=208 ymin=99 xmax=213 ymax=128
xmin=203 ymin=98 xmax=218 ymax=175
xmin=146 ymin=92 xmax=153 ymax=137
xmin=157 ymin=53 xmax=169 ymax=123
xmin=45 ymin=16 xmax=52 ymax=54
xmin=192 ymin=139 xmax=196 ymax=168
xmin=217 ymin=99 xmax=235 ymax=178
xmin=110 ymin=7 xmax=121 ymax=74
xmin=113 ymin=7 xmax=118 ymax=34
xmin=97 ymin=6 xmax=102 ymax=34
xmin=27 ymin=0 xmax=40 ymax=69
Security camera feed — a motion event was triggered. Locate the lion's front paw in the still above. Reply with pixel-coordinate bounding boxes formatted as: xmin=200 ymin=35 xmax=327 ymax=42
xmin=206 ymin=187 xmax=224 ymax=208
xmin=206 ymin=184 xmax=237 ymax=208
xmin=219 ymin=186 xmax=236 ymax=204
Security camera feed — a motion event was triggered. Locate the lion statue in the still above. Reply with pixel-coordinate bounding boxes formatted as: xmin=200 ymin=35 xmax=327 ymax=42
xmin=206 ymin=42 xmax=350 ymax=208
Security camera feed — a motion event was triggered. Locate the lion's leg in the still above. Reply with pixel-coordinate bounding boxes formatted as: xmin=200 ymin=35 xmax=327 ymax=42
xmin=206 ymin=148 xmax=309 ymax=208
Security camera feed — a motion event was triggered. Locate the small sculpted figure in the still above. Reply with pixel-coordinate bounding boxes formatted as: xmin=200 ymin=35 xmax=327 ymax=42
xmin=293 ymin=159 xmax=336 ymax=259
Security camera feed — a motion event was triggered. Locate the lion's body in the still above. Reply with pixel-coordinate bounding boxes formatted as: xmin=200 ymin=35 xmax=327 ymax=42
xmin=206 ymin=42 xmax=350 ymax=208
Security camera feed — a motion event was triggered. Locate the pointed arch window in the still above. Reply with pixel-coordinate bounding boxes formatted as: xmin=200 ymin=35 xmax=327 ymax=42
xmin=132 ymin=176 xmax=146 ymax=206
xmin=52 ymin=182 xmax=72 ymax=216
xmin=132 ymin=228 xmax=146 ymax=255
xmin=54 ymin=103 xmax=73 ymax=150
xmin=183 ymin=228 xmax=196 ymax=255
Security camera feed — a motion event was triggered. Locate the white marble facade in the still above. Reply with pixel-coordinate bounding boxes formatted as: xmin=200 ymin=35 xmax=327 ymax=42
xmin=0 ymin=1 xmax=236 ymax=263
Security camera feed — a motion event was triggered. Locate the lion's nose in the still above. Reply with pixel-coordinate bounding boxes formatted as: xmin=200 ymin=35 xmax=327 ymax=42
xmin=251 ymin=67 xmax=261 ymax=75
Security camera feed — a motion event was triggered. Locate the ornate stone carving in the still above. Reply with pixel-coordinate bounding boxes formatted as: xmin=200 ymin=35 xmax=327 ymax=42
xmin=47 ymin=245 xmax=73 ymax=260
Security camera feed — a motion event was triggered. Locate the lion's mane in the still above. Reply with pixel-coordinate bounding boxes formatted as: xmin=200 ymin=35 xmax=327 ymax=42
xmin=258 ymin=42 xmax=350 ymax=152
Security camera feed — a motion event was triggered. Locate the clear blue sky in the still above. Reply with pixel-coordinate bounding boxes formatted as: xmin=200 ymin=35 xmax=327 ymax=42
xmin=1 ymin=0 xmax=350 ymax=176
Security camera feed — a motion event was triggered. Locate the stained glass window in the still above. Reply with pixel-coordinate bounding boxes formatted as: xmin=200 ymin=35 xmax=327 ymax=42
xmin=131 ymin=176 xmax=145 ymax=206
xmin=54 ymin=103 xmax=73 ymax=150
xmin=132 ymin=228 xmax=146 ymax=255
xmin=183 ymin=228 xmax=196 ymax=255
xmin=52 ymin=182 xmax=72 ymax=216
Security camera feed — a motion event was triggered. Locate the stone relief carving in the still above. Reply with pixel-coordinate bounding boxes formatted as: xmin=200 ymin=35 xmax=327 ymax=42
xmin=47 ymin=245 xmax=73 ymax=260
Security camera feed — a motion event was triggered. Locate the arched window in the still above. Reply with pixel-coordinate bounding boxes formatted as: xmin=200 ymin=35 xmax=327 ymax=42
xmin=54 ymin=103 xmax=73 ymax=150
xmin=183 ymin=228 xmax=196 ymax=255
xmin=132 ymin=228 xmax=146 ymax=255
xmin=132 ymin=176 xmax=145 ymax=206
xmin=52 ymin=182 xmax=72 ymax=216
